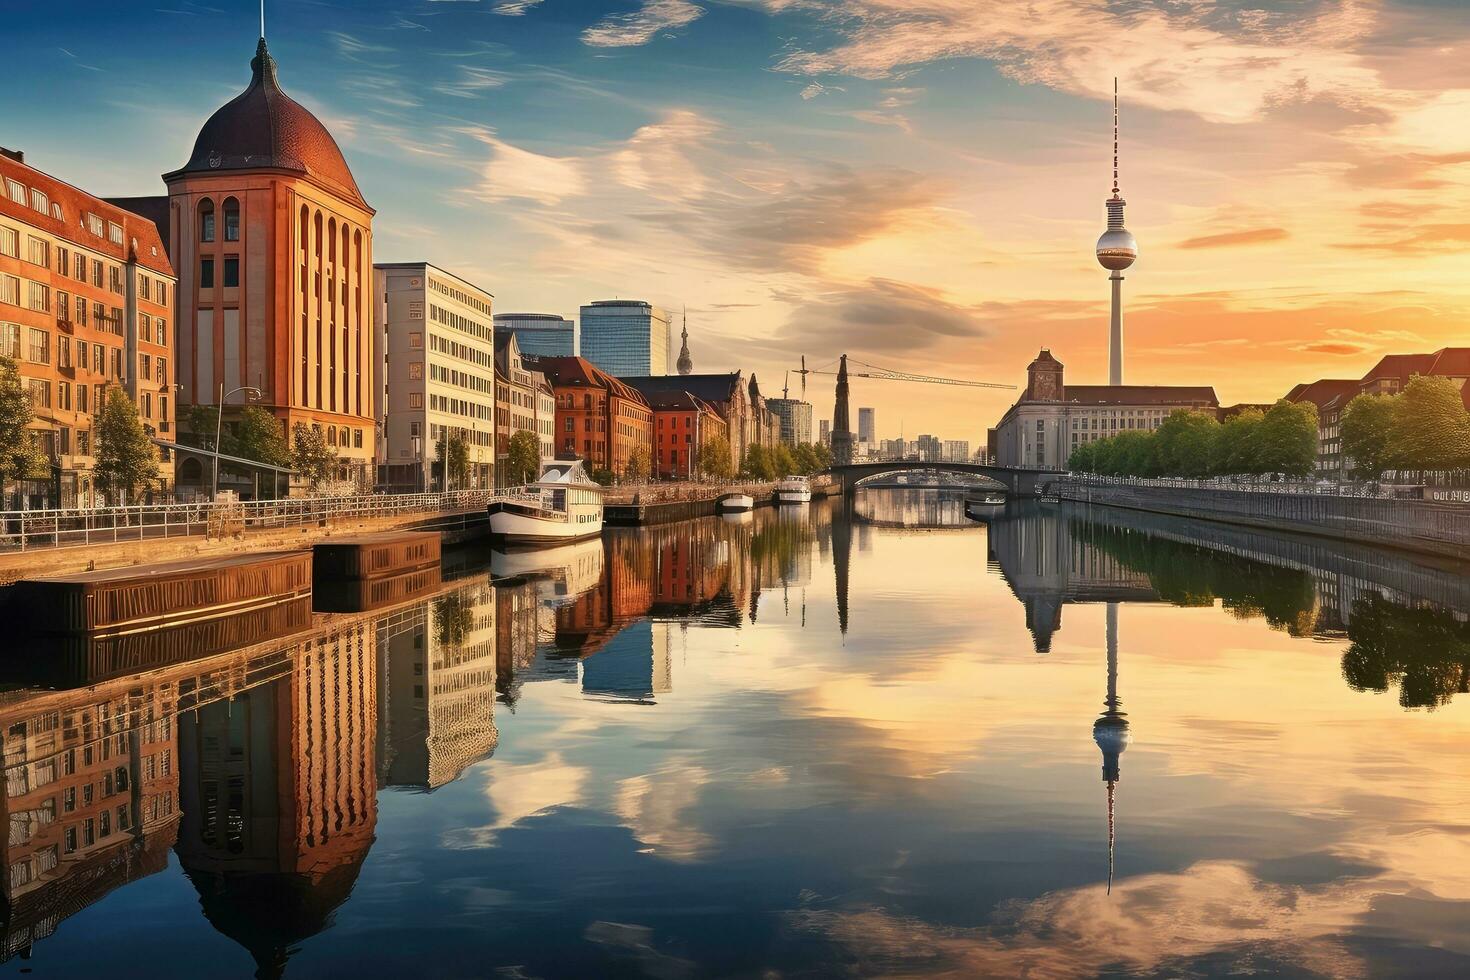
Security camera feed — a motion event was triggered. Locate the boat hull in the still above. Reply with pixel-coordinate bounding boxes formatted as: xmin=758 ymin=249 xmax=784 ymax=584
xmin=775 ymin=492 xmax=811 ymax=504
xmin=717 ymin=493 xmax=754 ymax=513
xmin=487 ymin=501 xmax=603 ymax=545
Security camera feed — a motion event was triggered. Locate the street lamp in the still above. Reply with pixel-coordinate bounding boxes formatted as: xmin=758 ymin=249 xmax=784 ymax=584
xmin=213 ymin=383 xmax=262 ymax=501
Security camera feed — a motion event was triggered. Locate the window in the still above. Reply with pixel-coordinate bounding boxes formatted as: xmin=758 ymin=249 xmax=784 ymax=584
xmin=224 ymin=198 xmax=240 ymax=241
xmin=5 ymin=179 xmax=24 ymax=204
xmin=77 ymin=384 xmax=88 ymax=415
xmin=160 ymin=396 xmax=169 ymax=431
xmin=29 ymin=187 xmax=48 ymax=213
xmin=0 ymin=323 xmax=18 ymax=359
xmin=156 ymin=319 xmax=167 ymax=347
xmin=86 ymin=213 xmax=103 ymax=237
xmin=138 ymin=273 xmax=151 ymax=300
xmin=90 ymin=261 xmax=101 ymax=288
xmin=92 ymin=344 xmax=102 ymax=372
xmin=157 ymin=357 xmax=167 ymax=384
xmin=55 ymin=246 xmax=68 ymax=276
xmin=64 ymin=826 xmax=77 ymax=853
xmin=139 ymin=313 xmax=150 ymax=342
xmin=200 ymin=257 xmax=215 ymax=288
xmin=28 ymin=282 xmax=49 ymax=313
xmin=107 ymin=222 xmax=123 ymax=245
xmin=354 ymin=428 xmax=363 ymax=449
xmin=58 ymin=336 xmax=70 ymax=368
xmin=408 ymin=362 xmax=423 ymax=380
xmin=199 ymin=199 xmax=215 ymax=242
xmin=109 ymin=266 xmax=121 ymax=294
xmin=28 ymin=379 xmax=50 ymax=408
xmin=63 ymin=787 xmax=76 ymax=812
xmin=223 ymin=256 xmax=239 ymax=287
xmin=28 ymin=328 xmax=49 ymax=364
xmin=74 ymin=254 xmax=86 ymax=282
xmin=141 ymin=354 xmax=151 ymax=380
xmin=408 ymin=392 xmax=423 ymax=409
xmin=77 ymin=429 xmax=89 ymax=454
xmin=157 ymin=281 xmax=167 ymax=306
xmin=0 ymin=275 xmax=17 ymax=306
xmin=27 ymin=236 xmax=48 ymax=266
xmin=141 ymin=391 xmax=151 ymax=418
xmin=57 ymin=291 xmax=69 ymax=323
xmin=51 ymin=202 xmax=62 ymax=221
xmin=409 ymin=331 xmax=422 ymax=348
xmin=0 ymin=226 xmax=16 ymax=257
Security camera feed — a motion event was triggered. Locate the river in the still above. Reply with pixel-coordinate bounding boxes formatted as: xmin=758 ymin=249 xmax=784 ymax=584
xmin=2 ymin=487 xmax=1468 ymax=977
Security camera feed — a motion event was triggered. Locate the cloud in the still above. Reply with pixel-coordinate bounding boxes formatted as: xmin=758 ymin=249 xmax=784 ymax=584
xmin=800 ymin=82 xmax=831 ymax=100
xmin=468 ymin=131 xmax=589 ymax=205
xmin=1334 ymin=223 xmax=1470 ymax=255
xmin=1344 ymin=151 xmax=1470 ymax=190
xmin=1178 ymin=227 xmax=1290 ymax=250
xmin=775 ymin=278 xmax=987 ymax=353
xmin=434 ymin=65 xmax=510 ymax=99
xmin=494 ymin=0 xmax=543 ymax=13
xmin=583 ymin=0 xmax=704 ymax=48
xmin=1293 ymin=342 xmax=1372 ymax=356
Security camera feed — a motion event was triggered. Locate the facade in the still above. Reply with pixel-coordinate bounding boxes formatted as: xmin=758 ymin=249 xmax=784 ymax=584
xmin=917 ymin=434 xmax=941 ymax=461
xmin=535 ymin=377 xmax=556 ymax=463
xmin=374 ymin=263 xmax=496 ymax=491
xmin=990 ymin=349 xmax=1219 ymax=470
xmin=537 ymin=356 xmax=654 ymax=477
xmin=2 ymin=149 xmax=177 ymax=506
xmin=579 ymin=300 xmax=669 ymax=377
xmin=819 ymin=419 xmax=830 ymax=445
xmin=858 ymin=407 xmax=875 ymax=445
xmin=746 ymin=376 xmax=781 ymax=454
xmin=162 ymin=38 xmax=376 ymax=487
xmin=494 ymin=332 xmax=537 ymax=486
xmin=622 ymin=373 xmax=752 ymax=472
xmin=942 ymin=439 xmax=970 ymax=462
xmin=647 ymin=390 xmax=727 ymax=480
xmin=493 ymin=313 xmax=577 ymax=358
xmin=767 ymin=397 xmax=813 ymax=445
xmin=1286 ymin=348 xmax=1470 ymax=478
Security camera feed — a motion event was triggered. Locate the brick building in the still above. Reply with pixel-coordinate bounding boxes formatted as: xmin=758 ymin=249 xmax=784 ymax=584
xmin=1 ymin=149 xmax=177 ymax=506
xmin=536 ymin=356 xmax=654 ymax=478
xmin=644 ymin=389 xmax=727 ymax=480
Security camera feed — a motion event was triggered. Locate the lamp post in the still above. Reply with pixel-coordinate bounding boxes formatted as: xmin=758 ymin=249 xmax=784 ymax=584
xmin=213 ymin=383 xmax=262 ymax=501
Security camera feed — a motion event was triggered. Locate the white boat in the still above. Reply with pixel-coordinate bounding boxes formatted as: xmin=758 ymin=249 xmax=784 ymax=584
xmin=487 ymin=460 xmax=605 ymax=545
xmin=717 ymin=492 xmax=754 ymax=513
xmin=490 ymin=537 xmax=604 ymax=604
xmin=966 ymin=491 xmax=1007 ymax=506
xmin=774 ymin=475 xmax=812 ymax=504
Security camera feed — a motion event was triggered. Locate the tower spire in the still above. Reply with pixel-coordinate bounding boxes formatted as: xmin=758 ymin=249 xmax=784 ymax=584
xmin=261 ymin=0 xmax=266 ymax=40
xmin=676 ymin=305 xmax=693 ymax=375
xmin=1112 ymin=77 xmax=1119 ymax=198
xmin=1096 ymin=78 xmax=1137 ymax=386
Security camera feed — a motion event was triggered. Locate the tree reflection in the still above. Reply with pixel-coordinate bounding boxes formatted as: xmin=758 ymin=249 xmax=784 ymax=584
xmin=1342 ymin=595 xmax=1470 ymax=710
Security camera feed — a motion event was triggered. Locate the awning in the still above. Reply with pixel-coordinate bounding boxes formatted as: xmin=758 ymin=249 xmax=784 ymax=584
xmin=150 ymin=438 xmax=299 ymax=475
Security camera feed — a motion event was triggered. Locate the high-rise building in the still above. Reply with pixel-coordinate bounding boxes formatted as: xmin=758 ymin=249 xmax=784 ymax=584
xmin=158 ymin=36 xmax=377 ymax=485
xmin=819 ymin=419 xmax=830 ymax=445
xmin=493 ymin=312 xmax=577 ymax=358
xmin=943 ymin=439 xmax=970 ymax=462
xmin=858 ymin=407 xmax=875 ymax=445
xmin=917 ymin=434 xmax=941 ymax=461
xmin=579 ymin=300 xmax=669 ymax=377
xmin=1096 ymin=80 xmax=1138 ymax=386
xmin=767 ymin=397 xmax=813 ymax=445
xmin=374 ymin=263 xmax=496 ymax=491
xmin=2 ymin=148 xmax=177 ymax=506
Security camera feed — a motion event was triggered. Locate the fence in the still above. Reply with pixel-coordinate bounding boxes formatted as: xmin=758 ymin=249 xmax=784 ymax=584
xmin=0 ymin=489 xmax=512 ymax=553
xmin=1060 ymin=473 xmax=1470 ymax=501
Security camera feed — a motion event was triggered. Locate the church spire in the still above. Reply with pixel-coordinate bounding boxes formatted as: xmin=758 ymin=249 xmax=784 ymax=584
xmin=676 ymin=306 xmax=693 ymax=375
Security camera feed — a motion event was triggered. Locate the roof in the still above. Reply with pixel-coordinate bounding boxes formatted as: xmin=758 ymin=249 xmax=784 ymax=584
xmin=104 ymin=195 xmax=171 ymax=257
xmin=1284 ymin=379 xmax=1358 ymax=409
xmin=164 ymin=38 xmax=369 ymax=212
xmin=536 ymin=356 xmax=649 ymax=405
xmin=0 ymin=152 xmax=175 ymax=277
xmin=1060 ymin=385 xmax=1219 ymax=407
xmin=1360 ymin=352 xmax=1436 ymax=385
xmin=1428 ymin=347 xmax=1470 ymax=377
xmin=494 ymin=313 xmax=572 ymax=324
xmin=643 ymin=389 xmax=719 ymax=414
xmin=1029 ymin=349 xmax=1063 ymax=369
xmin=621 ymin=373 xmax=743 ymax=405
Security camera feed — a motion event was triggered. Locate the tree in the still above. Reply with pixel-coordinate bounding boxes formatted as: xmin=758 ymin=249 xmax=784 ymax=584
xmin=93 ymin=385 xmax=159 ymax=502
xmin=292 ymin=422 xmax=338 ymax=490
xmin=1340 ymin=393 xmax=1397 ymax=479
xmin=1069 ymin=440 xmax=1097 ymax=473
xmin=227 ymin=406 xmax=291 ymax=468
xmin=1213 ymin=407 xmax=1265 ymax=475
xmin=771 ymin=443 xmax=796 ymax=478
xmin=0 ymin=356 xmax=47 ymax=490
xmin=1388 ymin=375 xmax=1470 ymax=473
xmin=1153 ymin=410 xmax=1220 ymax=478
xmin=698 ymin=434 xmax=733 ymax=480
xmin=623 ymin=446 xmax=651 ymax=483
xmin=505 ymin=430 xmax=541 ymax=486
xmin=740 ymin=444 xmax=773 ymax=481
xmin=791 ymin=443 xmax=819 ymax=475
xmin=810 ymin=440 xmax=833 ymax=470
xmin=436 ymin=431 xmax=471 ymax=490
xmin=1256 ymin=399 xmax=1318 ymax=477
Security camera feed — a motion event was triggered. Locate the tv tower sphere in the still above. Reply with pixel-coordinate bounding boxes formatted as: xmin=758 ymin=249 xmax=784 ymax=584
xmin=1096 ymin=225 xmax=1137 ymax=271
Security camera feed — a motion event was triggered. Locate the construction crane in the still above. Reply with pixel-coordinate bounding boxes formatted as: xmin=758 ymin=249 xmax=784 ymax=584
xmin=791 ymin=355 xmax=1015 ymax=397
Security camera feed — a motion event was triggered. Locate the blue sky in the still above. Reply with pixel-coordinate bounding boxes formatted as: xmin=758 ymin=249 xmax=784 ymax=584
xmin=8 ymin=1 xmax=1470 ymax=443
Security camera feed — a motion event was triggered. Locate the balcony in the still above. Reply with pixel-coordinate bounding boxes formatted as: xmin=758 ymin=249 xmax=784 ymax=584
xmin=55 ymin=318 xmax=74 ymax=334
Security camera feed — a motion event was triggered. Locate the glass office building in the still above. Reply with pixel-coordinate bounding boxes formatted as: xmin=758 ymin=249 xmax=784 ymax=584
xmin=493 ymin=313 xmax=578 ymax=358
xmin=579 ymin=300 xmax=670 ymax=377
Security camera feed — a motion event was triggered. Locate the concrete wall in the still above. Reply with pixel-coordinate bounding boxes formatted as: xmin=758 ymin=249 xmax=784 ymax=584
xmin=1059 ymin=480 xmax=1470 ymax=561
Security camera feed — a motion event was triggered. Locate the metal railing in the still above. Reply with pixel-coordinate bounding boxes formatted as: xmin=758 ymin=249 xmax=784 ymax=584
xmin=1060 ymin=472 xmax=1470 ymax=502
xmin=0 ymin=489 xmax=517 ymax=553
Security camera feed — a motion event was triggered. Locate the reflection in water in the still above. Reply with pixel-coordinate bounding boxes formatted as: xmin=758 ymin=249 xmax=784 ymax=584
xmin=1 ymin=490 xmax=1469 ymax=976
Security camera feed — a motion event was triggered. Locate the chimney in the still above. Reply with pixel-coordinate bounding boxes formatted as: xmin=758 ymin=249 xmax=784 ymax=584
xmin=0 ymin=147 xmax=23 ymax=164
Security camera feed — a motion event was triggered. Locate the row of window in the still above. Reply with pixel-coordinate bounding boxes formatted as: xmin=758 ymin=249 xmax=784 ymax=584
xmin=197 ymin=198 xmax=240 ymax=244
xmin=428 ymin=391 xmax=493 ymax=425
xmin=429 ymin=302 xmax=493 ymax=344
xmin=199 ymin=255 xmax=240 ymax=289
xmin=5 ymin=176 xmax=61 ymax=222
xmin=428 ymin=330 xmax=493 ymax=370
xmin=428 ymin=361 xmax=494 ymax=396
xmin=0 ymin=220 xmax=140 ymax=297
xmin=428 ymin=277 xmax=493 ymax=318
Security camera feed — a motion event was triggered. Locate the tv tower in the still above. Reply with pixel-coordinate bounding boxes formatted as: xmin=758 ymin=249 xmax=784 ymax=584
xmin=1096 ymin=79 xmax=1137 ymax=386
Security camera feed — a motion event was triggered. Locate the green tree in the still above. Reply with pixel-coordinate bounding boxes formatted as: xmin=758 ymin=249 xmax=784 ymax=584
xmin=741 ymin=444 xmax=774 ymax=481
xmin=1340 ymin=393 xmax=1397 ymax=479
xmin=791 ymin=443 xmax=819 ymax=475
xmin=590 ymin=467 xmax=616 ymax=487
xmin=436 ymin=431 xmax=470 ymax=490
xmin=1153 ymin=410 xmax=1220 ymax=478
xmin=810 ymin=441 xmax=833 ymax=470
xmin=1068 ymin=440 xmax=1097 ymax=473
xmin=226 ymin=406 xmax=291 ymax=468
xmin=623 ymin=446 xmax=651 ymax=483
xmin=1256 ymin=399 xmax=1319 ymax=477
xmin=698 ymin=434 xmax=734 ymax=480
xmin=771 ymin=443 xmax=796 ymax=478
xmin=93 ymin=386 xmax=159 ymax=502
xmin=1388 ymin=375 xmax=1470 ymax=473
xmin=1112 ymin=430 xmax=1154 ymax=476
xmin=1213 ymin=407 xmax=1265 ymax=475
xmin=0 ymin=356 xmax=47 ymax=489
xmin=292 ymin=422 xmax=338 ymax=490
xmin=505 ymin=429 xmax=541 ymax=486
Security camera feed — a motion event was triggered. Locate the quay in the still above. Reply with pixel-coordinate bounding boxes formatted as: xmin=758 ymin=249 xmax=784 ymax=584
xmin=604 ymin=477 xmax=840 ymax=527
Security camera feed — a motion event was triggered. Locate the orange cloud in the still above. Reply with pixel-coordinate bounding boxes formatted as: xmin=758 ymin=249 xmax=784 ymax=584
xmin=1178 ymin=227 xmax=1289 ymax=250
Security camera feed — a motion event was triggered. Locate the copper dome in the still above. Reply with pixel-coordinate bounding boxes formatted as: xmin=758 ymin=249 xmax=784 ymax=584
xmin=166 ymin=38 xmax=369 ymax=211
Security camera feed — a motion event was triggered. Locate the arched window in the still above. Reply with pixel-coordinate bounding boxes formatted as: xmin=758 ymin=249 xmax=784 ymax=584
xmin=223 ymin=198 xmax=240 ymax=242
xmin=198 ymin=199 xmax=215 ymax=243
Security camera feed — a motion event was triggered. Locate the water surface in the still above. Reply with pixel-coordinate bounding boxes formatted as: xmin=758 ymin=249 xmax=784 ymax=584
xmin=3 ymin=488 xmax=1469 ymax=978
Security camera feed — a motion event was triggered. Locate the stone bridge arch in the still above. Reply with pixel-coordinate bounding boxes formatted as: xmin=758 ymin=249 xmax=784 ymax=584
xmin=829 ymin=462 xmax=1054 ymax=497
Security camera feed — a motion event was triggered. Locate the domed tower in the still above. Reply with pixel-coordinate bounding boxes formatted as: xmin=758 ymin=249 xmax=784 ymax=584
xmin=164 ymin=33 xmax=377 ymax=486
xmin=1095 ymin=79 xmax=1137 ymax=387
xmin=676 ymin=308 xmax=693 ymax=376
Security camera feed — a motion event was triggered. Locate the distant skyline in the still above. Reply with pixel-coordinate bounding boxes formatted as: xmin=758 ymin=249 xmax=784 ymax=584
xmin=8 ymin=0 xmax=1470 ymax=445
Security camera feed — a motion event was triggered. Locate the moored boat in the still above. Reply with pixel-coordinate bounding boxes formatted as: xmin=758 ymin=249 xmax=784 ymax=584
xmin=717 ymin=492 xmax=754 ymax=513
xmin=488 ymin=460 xmax=605 ymax=545
xmin=774 ymin=475 xmax=812 ymax=504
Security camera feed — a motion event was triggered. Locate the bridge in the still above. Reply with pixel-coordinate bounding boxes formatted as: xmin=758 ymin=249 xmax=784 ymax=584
xmin=828 ymin=461 xmax=1056 ymax=496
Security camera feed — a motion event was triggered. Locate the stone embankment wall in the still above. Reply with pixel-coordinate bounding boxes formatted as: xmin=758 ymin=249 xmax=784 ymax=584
xmin=1058 ymin=480 xmax=1470 ymax=561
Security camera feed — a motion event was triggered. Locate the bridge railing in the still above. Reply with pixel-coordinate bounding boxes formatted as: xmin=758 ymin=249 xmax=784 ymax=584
xmin=0 ymin=489 xmax=518 ymax=553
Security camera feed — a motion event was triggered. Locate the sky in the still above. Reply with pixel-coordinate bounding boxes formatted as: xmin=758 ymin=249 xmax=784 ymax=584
xmin=6 ymin=0 xmax=1470 ymax=446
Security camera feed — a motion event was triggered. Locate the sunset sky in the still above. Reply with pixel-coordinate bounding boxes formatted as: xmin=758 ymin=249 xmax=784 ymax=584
xmin=8 ymin=0 xmax=1469 ymax=445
